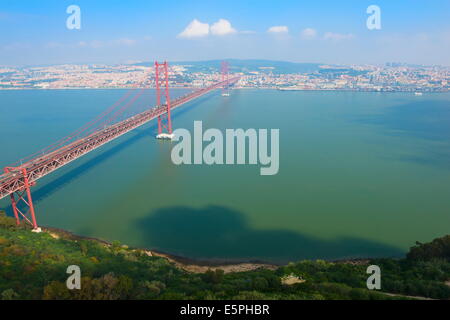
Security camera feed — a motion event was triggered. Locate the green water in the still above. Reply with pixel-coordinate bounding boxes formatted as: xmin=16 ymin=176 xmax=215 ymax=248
xmin=1 ymin=89 xmax=450 ymax=263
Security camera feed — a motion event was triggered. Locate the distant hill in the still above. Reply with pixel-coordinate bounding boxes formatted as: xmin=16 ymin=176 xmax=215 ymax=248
xmin=133 ymin=59 xmax=323 ymax=74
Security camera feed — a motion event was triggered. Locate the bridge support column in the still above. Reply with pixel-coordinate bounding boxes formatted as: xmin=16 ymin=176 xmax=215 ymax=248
xmin=221 ymin=61 xmax=230 ymax=97
xmin=155 ymin=61 xmax=174 ymax=140
xmin=9 ymin=193 xmax=20 ymax=225
xmin=4 ymin=167 xmax=40 ymax=232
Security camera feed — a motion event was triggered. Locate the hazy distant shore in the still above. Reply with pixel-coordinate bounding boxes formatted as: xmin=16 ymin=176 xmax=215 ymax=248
xmin=1 ymin=87 xmax=448 ymax=92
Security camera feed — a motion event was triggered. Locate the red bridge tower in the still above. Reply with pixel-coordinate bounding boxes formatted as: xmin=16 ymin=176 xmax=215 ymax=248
xmin=155 ymin=61 xmax=174 ymax=139
xmin=221 ymin=61 xmax=230 ymax=96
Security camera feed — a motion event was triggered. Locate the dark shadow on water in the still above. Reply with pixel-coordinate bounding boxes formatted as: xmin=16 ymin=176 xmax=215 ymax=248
xmin=0 ymin=93 xmax=217 ymax=216
xmin=136 ymin=205 xmax=404 ymax=264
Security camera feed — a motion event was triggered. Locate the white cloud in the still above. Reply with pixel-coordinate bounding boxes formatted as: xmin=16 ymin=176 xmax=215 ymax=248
xmin=210 ymin=19 xmax=236 ymax=36
xmin=301 ymin=28 xmax=317 ymax=40
xmin=178 ymin=19 xmax=210 ymax=38
xmin=323 ymin=32 xmax=355 ymax=41
xmin=178 ymin=18 xmax=238 ymax=38
xmin=267 ymin=26 xmax=289 ymax=34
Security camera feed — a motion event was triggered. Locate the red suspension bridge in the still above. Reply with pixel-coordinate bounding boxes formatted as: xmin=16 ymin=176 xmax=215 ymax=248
xmin=0 ymin=61 xmax=239 ymax=231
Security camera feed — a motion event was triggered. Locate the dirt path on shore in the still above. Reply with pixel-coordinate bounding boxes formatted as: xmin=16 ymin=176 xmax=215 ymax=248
xmin=151 ymin=251 xmax=278 ymax=273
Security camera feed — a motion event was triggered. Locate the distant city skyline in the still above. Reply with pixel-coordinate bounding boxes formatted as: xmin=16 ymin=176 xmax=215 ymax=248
xmin=1 ymin=0 xmax=449 ymax=67
xmin=2 ymin=61 xmax=448 ymax=92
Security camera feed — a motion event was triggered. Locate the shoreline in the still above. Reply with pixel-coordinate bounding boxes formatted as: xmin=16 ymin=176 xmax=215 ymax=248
xmin=0 ymin=87 xmax=448 ymax=93
xmin=42 ymin=225 xmax=374 ymax=273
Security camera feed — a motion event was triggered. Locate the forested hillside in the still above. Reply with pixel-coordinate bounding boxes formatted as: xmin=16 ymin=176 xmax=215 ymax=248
xmin=0 ymin=211 xmax=449 ymax=300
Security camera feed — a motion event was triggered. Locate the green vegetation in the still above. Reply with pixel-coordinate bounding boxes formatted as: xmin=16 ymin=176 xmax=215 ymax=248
xmin=0 ymin=211 xmax=449 ymax=300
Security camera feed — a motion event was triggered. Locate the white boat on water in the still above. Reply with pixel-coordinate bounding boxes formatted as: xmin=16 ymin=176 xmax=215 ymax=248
xmin=156 ymin=133 xmax=175 ymax=140
xmin=414 ymin=92 xmax=423 ymax=96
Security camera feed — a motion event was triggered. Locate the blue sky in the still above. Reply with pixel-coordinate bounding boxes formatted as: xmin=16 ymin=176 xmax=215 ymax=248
xmin=1 ymin=0 xmax=449 ymax=66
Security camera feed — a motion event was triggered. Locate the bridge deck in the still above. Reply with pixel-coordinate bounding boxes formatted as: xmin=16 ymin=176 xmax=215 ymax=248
xmin=0 ymin=77 xmax=239 ymax=199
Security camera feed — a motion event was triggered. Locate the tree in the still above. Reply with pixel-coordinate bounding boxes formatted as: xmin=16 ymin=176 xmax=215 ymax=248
xmin=1 ymin=289 xmax=19 ymax=300
xmin=203 ymin=269 xmax=224 ymax=284
xmin=43 ymin=281 xmax=72 ymax=300
xmin=407 ymin=235 xmax=450 ymax=261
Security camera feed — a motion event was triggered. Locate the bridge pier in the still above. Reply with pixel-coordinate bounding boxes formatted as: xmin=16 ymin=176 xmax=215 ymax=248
xmin=4 ymin=167 xmax=40 ymax=232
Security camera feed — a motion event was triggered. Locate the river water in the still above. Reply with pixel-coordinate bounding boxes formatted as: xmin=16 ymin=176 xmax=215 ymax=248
xmin=1 ymin=89 xmax=449 ymax=263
